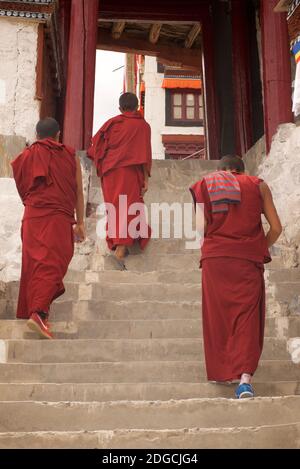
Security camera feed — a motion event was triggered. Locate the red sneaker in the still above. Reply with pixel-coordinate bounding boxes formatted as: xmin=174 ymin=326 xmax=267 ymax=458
xmin=27 ymin=312 xmax=53 ymax=340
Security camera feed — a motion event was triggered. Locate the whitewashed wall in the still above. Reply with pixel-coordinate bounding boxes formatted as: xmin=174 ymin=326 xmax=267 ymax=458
xmin=0 ymin=19 xmax=40 ymax=142
xmin=143 ymin=57 xmax=204 ymax=160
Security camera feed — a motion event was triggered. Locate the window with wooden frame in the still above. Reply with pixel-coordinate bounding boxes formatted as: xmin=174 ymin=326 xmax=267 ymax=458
xmin=165 ymin=89 xmax=204 ymax=127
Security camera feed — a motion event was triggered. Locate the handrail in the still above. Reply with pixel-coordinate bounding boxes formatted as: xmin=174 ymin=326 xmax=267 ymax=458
xmin=182 ymin=148 xmax=206 ymax=161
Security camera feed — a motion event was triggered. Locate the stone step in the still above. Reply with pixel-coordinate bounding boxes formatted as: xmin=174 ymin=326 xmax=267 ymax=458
xmin=1 ymin=297 xmax=297 ymax=324
xmin=87 ymin=283 xmax=200 ymax=302
xmin=2 ymin=316 xmax=299 ymax=340
xmin=90 ymin=254 xmax=283 ymax=273
xmin=274 ymin=283 xmax=300 ymax=301
xmin=0 ymin=299 xmax=73 ymax=322
xmin=3 ymin=280 xmax=201 ymax=303
xmin=0 ymin=396 xmax=300 ymax=433
xmin=91 ymin=253 xmax=200 ymax=272
xmin=5 ymin=275 xmax=299 ymax=304
xmin=268 ymin=269 xmax=300 ymax=283
xmin=128 ymin=239 xmax=199 ymax=256
xmin=0 ymin=380 xmax=299 ymax=402
xmin=88 ymin=186 xmax=197 ymax=206
xmin=0 ymin=299 xmax=202 ymax=322
xmin=66 ymin=268 xmax=201 ymax=285
xmin=2 ymin=337 xmax=290 ymax=364
xmin=1 ymin=422 xmax=299 ymax=449
xmin=71 ymin=299 xmax=202 ymax=322
xmin=65 ymin=265 xmax=299 ymax=285
xmin=0 ymin=360 xmax=298 ymax=384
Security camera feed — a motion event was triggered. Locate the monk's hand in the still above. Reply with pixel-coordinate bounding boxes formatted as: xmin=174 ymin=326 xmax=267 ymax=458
xmin=74 ymin=222 xmax=86 ymax=243
xmin=141 ymin=180 xmax=148 ymax=197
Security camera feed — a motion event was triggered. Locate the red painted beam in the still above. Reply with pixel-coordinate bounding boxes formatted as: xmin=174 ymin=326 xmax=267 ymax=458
xmin=231 ymin=0 xmax=253 ymax=156
xmin=63 ymin=0 xmax=99 ymax=150
xmin=201 ymin=5 xmax=220 ymax=160
xmin=99 ymin=0 xmax=208 ymax=22
xmin=260 ymin=0 xmax=293 ymax=153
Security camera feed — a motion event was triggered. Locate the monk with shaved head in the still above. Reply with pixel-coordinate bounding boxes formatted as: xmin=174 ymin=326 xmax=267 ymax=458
xmin=190 ymin=155 xmax=282 ymax=398
xmin=88 ymin=93 xmax=152 ymax=269
xmin=11 ymin=117 xmax=85 ymax=339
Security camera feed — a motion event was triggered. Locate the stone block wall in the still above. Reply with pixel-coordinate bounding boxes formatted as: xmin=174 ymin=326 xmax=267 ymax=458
xmin=244 ymin=124 xmax=300 ymax=268
xmin=0 ymin=19 xmax=40 ymax=143
xmin=0 ymin=135 xmax=26 ymax=178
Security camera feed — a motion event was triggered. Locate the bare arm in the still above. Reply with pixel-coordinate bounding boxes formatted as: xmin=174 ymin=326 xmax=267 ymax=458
xmin=260 ymin=182 xmax=282 ymax=248
xmin=73 ymin=156 xmax=86 ymax=242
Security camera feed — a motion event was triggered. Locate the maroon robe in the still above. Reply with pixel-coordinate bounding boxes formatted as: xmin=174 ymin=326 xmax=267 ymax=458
xmin=190 ymin=173 xmax=271 ymax=382
xmin=11 ymin=138 xmax=77 ymax=319
xmin=88 ymin=112 xmax=152 ymax=250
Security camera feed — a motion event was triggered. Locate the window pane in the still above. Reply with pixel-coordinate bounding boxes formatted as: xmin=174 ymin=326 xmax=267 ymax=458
xmin=186 ymin=107 xmax=195 ymax=119
xmin=186 ymin=94 xmax=195 ymax=106
xmin=173 ymin=94 xmax=182 ymax=105
xmin=174 ymin=107 xmax=182 ymax=119
xmin=199 ymin=106 xmax=204 ymax=119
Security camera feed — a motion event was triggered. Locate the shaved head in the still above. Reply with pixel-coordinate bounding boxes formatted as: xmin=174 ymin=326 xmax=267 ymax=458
xmin=119 ymin=92 xmax=139 ymax=112
xmin=218 ymin=155 xmax=245 ymax=174
xmin=36 ymin=117 xmax=60 ymax=140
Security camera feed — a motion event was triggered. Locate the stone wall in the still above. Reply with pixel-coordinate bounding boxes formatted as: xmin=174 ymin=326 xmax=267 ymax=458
xmin=0 ymin=135 xmax=26 ymax=178
xmin=244 ymin=125 xmax=300 ymax=268
xmin=0 ymin=18 xmax=40 ymax=143
xmin=0 ymin=179 xmax=23 ymax=283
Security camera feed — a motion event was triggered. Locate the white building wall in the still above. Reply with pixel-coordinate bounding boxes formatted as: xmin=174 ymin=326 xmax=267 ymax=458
xmin=0 ymin=19 xmax=40 ymax=142
xmin=143 ymin=56 xmax=204 ymax=160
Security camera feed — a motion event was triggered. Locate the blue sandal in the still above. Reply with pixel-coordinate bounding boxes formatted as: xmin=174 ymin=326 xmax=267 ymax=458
xmin=235 ymin=383 xmax=254 ymax=399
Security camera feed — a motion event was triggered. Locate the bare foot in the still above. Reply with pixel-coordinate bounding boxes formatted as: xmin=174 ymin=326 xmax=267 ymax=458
xmin=115 ymin=245 xmax=128 ymax=261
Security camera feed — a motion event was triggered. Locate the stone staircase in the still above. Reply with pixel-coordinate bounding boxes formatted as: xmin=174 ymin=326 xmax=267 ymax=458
xmin=0 ymin=159 xmax=300 ymax=448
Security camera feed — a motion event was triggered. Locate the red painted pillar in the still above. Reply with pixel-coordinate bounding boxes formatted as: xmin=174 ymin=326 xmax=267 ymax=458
xmin=63 ymin=0 xmax=99 ymax=150
xmin=261 ymin=0 xmax=293 ymax=153
xmin=201 ymin=6 xmax=220 ymax=160
xmin=231 ymin=0 xmax=253 ymax=156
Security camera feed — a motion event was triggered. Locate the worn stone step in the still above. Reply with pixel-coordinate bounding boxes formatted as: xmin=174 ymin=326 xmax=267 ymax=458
xmin=0 ymin=299 xmax=201 ymax=322
xmin=2 ymin=337 xmax=290 ymax=364
xmin=66 ymin=269 xmax=201 ymax=285
xmin=71 ymin=264 xmax=295 ymax=287
xmin=90 ymin=253 xmax=282 ymax=273
xmin=1 ymin=422 xmax=299 ymax=449
xmin=4 ymin=281 xmax=201 ymax=304
xmin=91 ymin=253 xmax=200 ymax=272
xmin=85 ymin=283 xmax=200 ymax=302
xmin=0 ymin=396 xmax=300 ymax=433
xmin=0 ymin=319 xmax=201 ymax=340
xmin=265 ymin=257 xmax=284 ymax=270
xmin=0 ymin=380 xmax=299 ymax=402
xmin=0 ymin=360 xmax=298 ymax=384
xmin=274 ymin=283 xmax=300 ymax=301
xmin=71 ymin=299 xmax=201 ymax=322
xmin=268 ymin=269 xmax=300 ymax=283
xmin=0 ymin=299 xmax=76 ymax=321
xmin=2 ymin=316 xmax=299 ymax=340
xmin=1 ymin=297 xmax=297 ymax=325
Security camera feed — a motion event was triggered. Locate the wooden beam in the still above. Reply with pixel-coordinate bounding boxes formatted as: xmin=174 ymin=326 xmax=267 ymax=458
xmin=99 ymin=19 xmax=196 ymax=25
xmin=185 ymin=23 xmax=201 ymax=49
xmin=149 ymin=23 xmax=162 ymax=44
xmin=98 ymin=28 xmax=201 ymax=70
xmin=112 ymin=21 xmax=126 ymax=39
